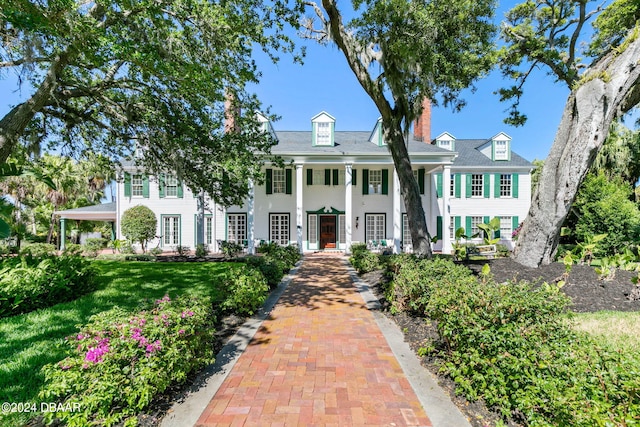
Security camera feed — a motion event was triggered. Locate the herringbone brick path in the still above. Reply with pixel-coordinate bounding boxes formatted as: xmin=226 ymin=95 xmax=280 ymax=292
xmin=196 ymin=256 xmax=432 ymax=426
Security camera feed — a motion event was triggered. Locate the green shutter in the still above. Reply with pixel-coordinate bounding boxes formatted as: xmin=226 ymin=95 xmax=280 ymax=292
xmin=454 ymin=174 xmax=461 ymax=198
xmin=418 ymin=169 xmax=425 ymax=195
xmin=436 ymin=173 xmax=443 ymax=198
xmin=513 ymin=174 xmax=519 ymax=198
xmin=124 ymin=173 xmax=131 ymax=197
xmin=333 ymin=169 xmax=339 ymax=186
xmin=177 ymin=179 xmax=183 ymax=198
xmin=362 ymin=169 xmax=369 ymax=195
xmin=512 ymin=216 xmax=519 ymax=234
xmin=484 ymin=216 xmax=490 ymax=224
xmin=382 ymin=169 xmax=389 ymax=195
xmin=352 ymin=169 xmax=357 ymax=186
xmin=483 ymin=173 xmax=490 ymax=198
xmin=307 ymin=169 xmax=313 ymax=185
xmin=285 ymin=168 xmax=292 ymax=194
xmin=142 ymin=175 xmax=149 ymax=198
xmin=494 ymin=173 xmax=501 ymax=198
xmin=158 ymin=173 xmax=165 ymax=198
xmin=465 ymin=174 xmax=472 ymax=198
xmin=465 ymin=216 xmax=472 ymax=236
xmin=436 ymin=216 xmax=443 ymax=240
xmin=325 ymin=169 xmax=331 ymax=185
xmin=266 ymin=169 xmax=273 ymax=194
xmin=454 ymin=216 xmax=461 ymax=233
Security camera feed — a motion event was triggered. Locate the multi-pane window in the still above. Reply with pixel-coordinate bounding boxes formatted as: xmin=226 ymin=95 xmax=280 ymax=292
xmin=131 ymin=174 xmax=144 ymax=197
xmin=495 ymin=140 xmax=508 ymax=160
xmin=272 ymin=169 xmax=286 ymax=193
xmin=338 ymin=214 xmax=346 ymax=245
xmin=449 ymin=216 xmax=456 ymax=239
xmin=270 ymin=214 xmax=290 ymax=245
xmin=205 ymin=217 xmax=213 ymax=245
xmin=227 ymin=214 xmax=246 ymax=244
xmin=316 ymin=122 xmax=331 ymax=145
xmin=438 ymin=139 xmax=452 ymax=150
xmin=500 ymin=216 xmax=512 ymax=240
xmin=500 ymin=174 xmax=512 ymax=197
xmin=366 ymin=214 xmax=385 ymax=242
xmin=471 ymin=216 xmax=484 ymax=239
xmin=165 ymin=175 xmax=178 ymax=197
xmin=471 ymin=174 xmax=483 ymax=197
xmin=312 ymin=169 xmax=324 ymax=185
xmin=163 ymin=216 xmax=180 ymax=246
xmin=308 ymin=214 xmax=318 ymax=245
xmin=369 ymin=170 xmax=382 ymax=194
xmin=402 ymin=214 xmax=411 ymax=251
xmin=450 ymin=174 xmax=455 ymax=197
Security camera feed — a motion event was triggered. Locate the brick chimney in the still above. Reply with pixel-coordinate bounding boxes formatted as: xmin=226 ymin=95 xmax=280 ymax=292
xmin=413 ymin=99 xmax=431 ymax=142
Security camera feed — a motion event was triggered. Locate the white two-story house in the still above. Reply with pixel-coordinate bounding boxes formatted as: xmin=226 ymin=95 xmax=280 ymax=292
xmin=113 ymin=106 xmax=533 ymax=255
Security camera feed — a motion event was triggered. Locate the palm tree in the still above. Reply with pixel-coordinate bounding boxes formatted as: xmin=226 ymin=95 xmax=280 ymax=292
xmin=590 ymin=121 xmax=640 ymax=187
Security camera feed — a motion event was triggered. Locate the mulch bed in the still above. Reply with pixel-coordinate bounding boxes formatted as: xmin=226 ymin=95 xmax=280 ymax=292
xmin=362 ymin=257 xmax=640 ymax=427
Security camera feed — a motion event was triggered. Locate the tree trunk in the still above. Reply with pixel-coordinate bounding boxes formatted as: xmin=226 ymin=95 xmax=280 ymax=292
xmin=384 ymin=122 xmax=433 ymax=257
xmin=0 ymin=52 xmax=70 ymax=163
xmin=513 ymin=36 xmax=640 ymax=267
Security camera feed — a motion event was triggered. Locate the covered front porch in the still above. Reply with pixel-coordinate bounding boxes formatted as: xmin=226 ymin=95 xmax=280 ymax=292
xmin=56 ymin=202 xmax=117 ymax=250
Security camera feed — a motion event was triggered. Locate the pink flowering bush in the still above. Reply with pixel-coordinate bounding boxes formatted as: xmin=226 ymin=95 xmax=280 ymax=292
xmin=39 ymin=295 xmax=215 ymax=427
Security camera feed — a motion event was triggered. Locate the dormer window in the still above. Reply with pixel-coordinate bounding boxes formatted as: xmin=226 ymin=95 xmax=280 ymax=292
xmin=433 ymin=132 xmax=455 ymax=151
xmin=311 ymin=112 xmax=336 ymax=146
xmin=489 ymin=132 xmax=512 ymax=161
xmin=494 ymin=140 xmax=508 ymax=160
xmin=368 ymin=118 xmax=386 ymax=146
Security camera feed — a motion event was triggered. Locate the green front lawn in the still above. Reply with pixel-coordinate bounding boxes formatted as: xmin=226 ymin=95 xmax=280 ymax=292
xmin=0 ymin=260 xmax=235 ymax=427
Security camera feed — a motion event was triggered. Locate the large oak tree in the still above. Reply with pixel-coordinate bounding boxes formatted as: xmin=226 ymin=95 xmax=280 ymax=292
xmin=302 ymin=0 xmax=497 ymax=256
xmin=500 ymin=0 xmax=640 ymax=267
xmin=1 ymin=0 xmax=301 ymax=206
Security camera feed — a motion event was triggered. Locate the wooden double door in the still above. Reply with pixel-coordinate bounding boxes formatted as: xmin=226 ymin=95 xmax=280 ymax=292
xmin=319 ymin=215 xmax=336 ymax=249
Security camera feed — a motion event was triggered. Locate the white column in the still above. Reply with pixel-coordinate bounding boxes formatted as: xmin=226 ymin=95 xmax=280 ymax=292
xmin=247 ymin=179 xmax=255 ymax=254
xmin=296 ymin=164 xmax=304 ymax=253
xmin=393 ymin=168 xmax=402 ymax=254
xmin=442 ymin=165 xmax=452 ymax=254
xmin=345 ymin=163 xmax=353 ymax=253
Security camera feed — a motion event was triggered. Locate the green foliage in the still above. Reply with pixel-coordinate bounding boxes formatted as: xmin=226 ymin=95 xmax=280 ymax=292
xmin=389 ymin=257 xmax=476 ymax=315
xmin=39 ymin=296 xmax=215 ymax=427
xmin=83 ymin=237 xmax=106 ymax=257
xmin=195 ymin=243 xmax=209 ymax=257
xmin=124 ymin=254 xmax=156 ymax=262
xmin=120 ymin=205 xmax=157 ymax=253
xmin=476 ymin=217 xmax=501 ymax=245
xmin=570 ymin=172 xmax=640 ymax=256
xmin=220 ymin=265 xmax=269 ymax=316
xmin=0 ymin=255 xmax=97 ymax=318
xmin=19 ymin=242 xmax=56 ymax=257
xmin=220 ymin=240 xmax=244 ymax=259
xmin=386 ymin=254 xmax=640 ymax=425
xmin=588 ymin=0 xmax=640 ymax=56
xmin=349 ymin=244 xmax=380 ymax=274
xmin=174 ymin=245 xmax=190 ymax=256
xmin=245 ymin=256 xmax=284 ymax=288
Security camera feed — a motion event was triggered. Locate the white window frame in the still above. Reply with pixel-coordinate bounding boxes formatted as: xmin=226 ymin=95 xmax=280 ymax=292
xmin=308 ymin=214 xmax=318 ymax=245
xmin=494 ymin=140 xmax=508 ymax=160
xmin=500 ymin=174 xmax=512 ymax=197
xmin=227 ymin=213 xmax=247 ymax=244
xmin=369 ymin=169 xmax=382 ymax=194
xmin=450 ymin=174 xmax=455 ymax=197
xmin=365 ymin=213 xmax=385 ymax=243
xmin=272 ymin=169 xmax=286 ymax=194
xmin=500 ymin=216 xmax=512 ymax=240
xmin=338 ymin=214 xmax=346 ymax=245
xmin=402 ymin=214 xmax=412 ymax=251
xmin=131 ymin=174 xmax=143 ymax=197
xmin=312 ymin=169 xmax=325 ymax=185
xmin=316 ymin=122 xmax=331 ymax=145
xmin=438 ymin=139 xmax=452 ymax=150
xmin=163 ymin=216 xmax=180 ymax=246
xmin=165 ymin=175 xmax=178 ymax=197
xmin=270 ymin=213 xmax=290 ymax=246
xmin=471 ymin=216 xmax=484 ymax=239
xmin=205 ymin=216 xmax=213 ymax=245
xmin=471 ymin=174 xmax=483 ymax=197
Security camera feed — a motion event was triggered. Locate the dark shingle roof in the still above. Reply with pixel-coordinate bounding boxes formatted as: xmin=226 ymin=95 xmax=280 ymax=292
xmin=451 ymin=139 xmax=532 ymax=168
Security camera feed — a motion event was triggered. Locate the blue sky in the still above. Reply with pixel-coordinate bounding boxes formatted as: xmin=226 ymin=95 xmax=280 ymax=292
xmin=2 ymin=1 xmax=632 ymax=164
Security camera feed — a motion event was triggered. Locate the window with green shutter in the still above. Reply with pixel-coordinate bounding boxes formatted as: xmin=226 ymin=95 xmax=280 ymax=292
xmin=436 ymin=173 xmax=443 ymax=198
xmin=352 ymin=169 xmax=357 ymax=186
xmin=512 ymin=174 xmax=519 ymax=198
xmin=381 ymin=169 xmax=389 ymax=195
xmin=362 ymin=169 xmax=369 ymax=195
xmin=307 ymin=169 xmax=313 ymax=185
xmin=418 ymin=169 xmax=425 ymax=194
xmin=332 ymin=169 xmax=339 ymax=186
xmin=285 ymin=169 xmax=292 ymax=194
xmin=483 ymin=173 xmax=490 ymax=198
xmin=124 ymin=173 xmax=132 ymax=197
xmin=266 ymin=169 xmax=273 ymax=194
xmin=436 ymin=216 xmax=443 ymax=240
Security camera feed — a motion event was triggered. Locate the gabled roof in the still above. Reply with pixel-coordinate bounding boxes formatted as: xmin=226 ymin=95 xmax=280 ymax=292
xmin=451 ymin=140 xmax=532 ymax=168
xmin=310 ymin=111 xmax=336 ymax=122
xmin=56 ymin=202 xmax=117 ymax=221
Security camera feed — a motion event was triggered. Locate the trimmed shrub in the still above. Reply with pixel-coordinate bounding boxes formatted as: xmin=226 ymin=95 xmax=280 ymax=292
xmin=83 ymin=237 xmax=106 ymax=257
xmin=121 ymin=205 xmax=157 ymax=253
xmin=349 ymin=244 xmax=380 ymax=274
xmin=19 ymin=243 xmax=56 ymax=257
xmin=39 ymin=296 xmax=215 ymax=427
xmin=220 ymin=265 xmax=269 ymax=316
xmin=245 ymin=256 xmax=285 ymax=288
xmin=0 ymin=255 xmax=97 ymax=318
xmin=220 ymin=241 xmax=244 ymax=259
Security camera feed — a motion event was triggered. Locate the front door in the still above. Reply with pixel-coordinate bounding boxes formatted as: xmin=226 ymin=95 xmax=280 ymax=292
xmin=320 ymin=216 xmax=336 ymax=249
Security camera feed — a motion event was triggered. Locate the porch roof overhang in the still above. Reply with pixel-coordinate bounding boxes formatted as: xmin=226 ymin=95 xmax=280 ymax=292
xmin=56 ymin=202 xmax=117 ymax=222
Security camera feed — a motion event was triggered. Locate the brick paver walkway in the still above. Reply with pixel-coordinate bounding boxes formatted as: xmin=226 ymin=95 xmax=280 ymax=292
xmin=196 ymin=255 xmax=432 ymax=426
